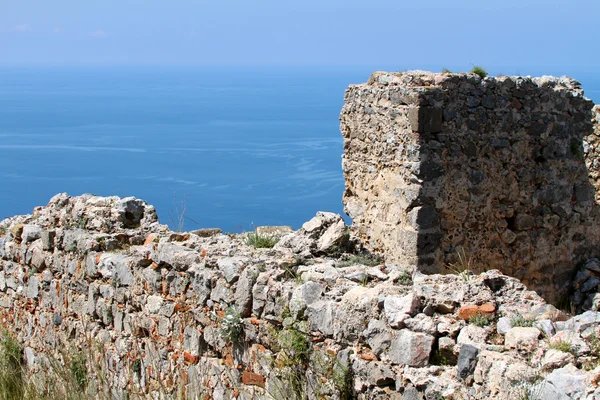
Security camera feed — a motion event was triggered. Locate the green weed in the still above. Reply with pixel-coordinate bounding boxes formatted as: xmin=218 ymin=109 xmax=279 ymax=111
xmin=447 ymin=248 xmax=474 ymax=281
xmin=470 ymin=66 xmax=488 ymax=78
xmin=396 ymin=270 xmax=412 ymax=285
xmin=510 ymin=314 xmax=536 ymax=328
xmin=245 ymin=232 xmax=279 ymax=248
xmin=469 ymin=313 xmax=494 ymax=327
xmin=337 ymin=252 xmax=383 ymax=268
xmin=269 ymin=323 xmax=312 ymax=400
xmin=218 ymin=306 xmax=244 ymax=345
xmin=0 ymin=331 xmax=24 ymax=400
xmin=69 ymin=352 xmax=87 ymax=391
xmin=170 ymin=193 xmax=187 ymax=232
xmin=582 ymin=333 xmax=600 ymax=370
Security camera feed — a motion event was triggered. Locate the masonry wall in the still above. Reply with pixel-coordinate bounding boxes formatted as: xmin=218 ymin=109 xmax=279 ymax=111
xmin=0 ymin=194 xmax=428 ymax=399
xmin=341 ymin=71 xmax=600 ymax=302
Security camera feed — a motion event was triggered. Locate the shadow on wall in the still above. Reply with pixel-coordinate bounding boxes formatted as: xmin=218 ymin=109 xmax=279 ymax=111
xmin=413 ymin=76 xmax=599 ymax=305
xmin=341 ymin=71 xmax=600 ymax=305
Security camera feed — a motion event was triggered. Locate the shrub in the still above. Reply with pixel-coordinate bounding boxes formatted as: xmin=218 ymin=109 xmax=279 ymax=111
xmin=441 ymin=67 xmax=452 ymax=74
xmin=470 ymin=66 xmax=488 ymax=78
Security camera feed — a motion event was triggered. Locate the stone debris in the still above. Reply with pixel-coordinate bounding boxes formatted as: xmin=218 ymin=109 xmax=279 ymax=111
xmin=274 ymin=211 xmax=351 ymax=257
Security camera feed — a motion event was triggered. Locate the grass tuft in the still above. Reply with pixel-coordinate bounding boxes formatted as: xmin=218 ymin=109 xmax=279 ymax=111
xmin=245 ymin=232 xmax=279 ymax=248
xmin=447 ymin=248 xmax=474 ymax=281
xmin=548 ymin=340 xmax=574 ymax=354
xmin=470 ymin=66 xmax=488 ymax=78
xmin=0 ymin=331 xmax=24 ymax=400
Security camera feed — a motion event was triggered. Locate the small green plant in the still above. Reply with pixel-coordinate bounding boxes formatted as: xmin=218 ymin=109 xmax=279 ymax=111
xmin=431 ymin=350 xmax=451 ymax=366
xmin=331 ymin=358 xmax=355 ymax=400
xmin=360 ymin=275 xmax=369 ymax=287
xmin=273 ymin=324 xmax=311 ymax=399
xmin=548 ymin=340 xmax=574 ymax=354
xmin=516 ymin=383 xmax=541 ymax=400
xmin=218 ymin=306 xmax=244 ymax=344
xmin=337 ymin=252 xmax=383 ymax=268
xmin=588 ymin=333 xmax=600 ymax=355
xmin=283 ymin=265 xmax=303 ymax=284
xmin=0 ymin=331 xmax=24 ymax=400
xmin=469 ymin=313 xmax=494 ymax=327
xmin=64 ymin=242 xmax=77 ymax=253
xmin=582 ymin=333 xmax=600 ymax=370
xmin=278 ymin=326 xmax=310 ymax=366
xmin=441 ymin=67 xmax=452 ymax=74
xmin=514 ymin=375 xmax=544 ymax=400
xmin=182 ymin=275 xmax=190 ymax=289
xmin=470 ymin=66 xmax=488 ymax=78
xmin=0 ymin=225 xmax=7 ymax=236
xmin=510 ymin=314 xmax=536 ymax=328
xmin=69 ymin=351 xmax=87 ymax=391
xmin=245 ymin=232 xmax=279 ymax=248
xmin=132 ymin=359 xmax=142 ymax=376
xmin=447 ymin=248 xmax=474 ymax=281
xmin=95 ymin=236 xmax=106 ymax=249
xmin=396 ymin=270 xmax=412 ymax=285
xmin=170 ymin=193 xmax=187 ymax=232
xmin=76 ymin=217 xmax=89 ymax=229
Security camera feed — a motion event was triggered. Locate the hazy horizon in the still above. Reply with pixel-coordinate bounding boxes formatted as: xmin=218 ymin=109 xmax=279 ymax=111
xmin=2 ymin=0 xmax=598 ymax=69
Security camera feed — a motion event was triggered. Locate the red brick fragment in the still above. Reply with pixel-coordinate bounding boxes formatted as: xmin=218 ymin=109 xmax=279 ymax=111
xmin=458 ymin=303 xmax=496 ymax=321
xmin=241 ymin=371 xmax=266 ymax=388
xmin=183 ymin=351 xmax=199 ymax=364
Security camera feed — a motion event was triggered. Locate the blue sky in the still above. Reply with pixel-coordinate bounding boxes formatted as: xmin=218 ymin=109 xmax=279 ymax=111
xmin=1 ymin=0 xmax=598 ymax=71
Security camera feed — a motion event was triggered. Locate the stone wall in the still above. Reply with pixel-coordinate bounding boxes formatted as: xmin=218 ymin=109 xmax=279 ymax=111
xmin=341 ymin=71 xmax=600 ymax=302
xmin=3 ymin=196 xmax=600 ymax=399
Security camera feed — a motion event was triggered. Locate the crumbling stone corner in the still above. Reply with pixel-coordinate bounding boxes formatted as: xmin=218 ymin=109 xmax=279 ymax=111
xmin=341 ymin=70 xmax=600 ymax=302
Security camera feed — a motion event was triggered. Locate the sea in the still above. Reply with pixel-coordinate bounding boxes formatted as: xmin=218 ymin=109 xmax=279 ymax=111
xmin=0 ymin=66 xmax=598 ymax=232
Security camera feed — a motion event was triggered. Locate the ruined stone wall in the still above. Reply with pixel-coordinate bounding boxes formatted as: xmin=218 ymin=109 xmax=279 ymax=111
xmin=0 ymin=194 xmax=425 ymax=399
xmin=584 ymin=105 xmax=600 ymax=201
xmin=341 ymin=71 xmax=599 ymax=302
xmin=3 ymin=195 xmax=600 ymax=399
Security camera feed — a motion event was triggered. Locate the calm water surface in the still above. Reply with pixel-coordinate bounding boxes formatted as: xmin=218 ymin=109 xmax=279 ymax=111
xmin=0 ymin=66 xmax=598 ymax=231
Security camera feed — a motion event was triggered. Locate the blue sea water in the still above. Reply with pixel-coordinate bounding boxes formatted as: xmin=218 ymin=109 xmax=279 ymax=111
xmin=0 ymin=66 xmax=598 ymax=232
xmin=0 ymin=67 xmax=371 ymax=232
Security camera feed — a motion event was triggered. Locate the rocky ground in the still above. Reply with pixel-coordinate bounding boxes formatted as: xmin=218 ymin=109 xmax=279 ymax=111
xmin=1 ymin=194 xmax=600 ymax=399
